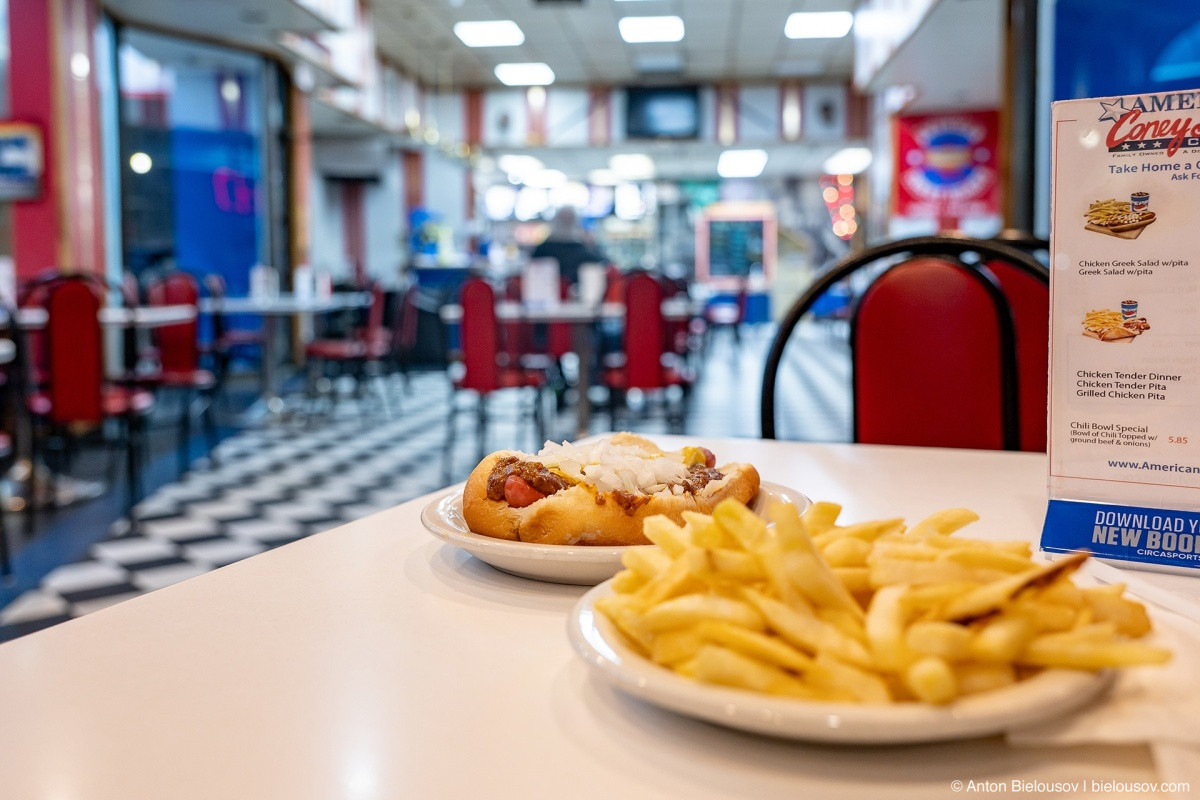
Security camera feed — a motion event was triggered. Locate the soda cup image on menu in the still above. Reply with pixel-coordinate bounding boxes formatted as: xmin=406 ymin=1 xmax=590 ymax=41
xmin=1121 ymin=299 xmax=1138 ymax=320
xmin=1131 ymin=191 xmax=1150 ymax=212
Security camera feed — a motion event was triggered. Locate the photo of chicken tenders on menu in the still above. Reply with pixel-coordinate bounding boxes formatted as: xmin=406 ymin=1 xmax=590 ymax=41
xmin=1083 ymin=196 xmax=1156 ymax=239
xmin=1081 ymin=304 xmax=1150 ymax=343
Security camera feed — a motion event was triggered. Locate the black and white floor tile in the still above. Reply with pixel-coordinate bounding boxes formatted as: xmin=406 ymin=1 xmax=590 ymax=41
xmin=0 ymin=323 xmax=850 ymax=641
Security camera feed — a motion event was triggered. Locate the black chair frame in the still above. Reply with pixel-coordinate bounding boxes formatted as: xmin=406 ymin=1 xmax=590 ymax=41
xmin=761 ymin=234 xmax=1050 ymax=445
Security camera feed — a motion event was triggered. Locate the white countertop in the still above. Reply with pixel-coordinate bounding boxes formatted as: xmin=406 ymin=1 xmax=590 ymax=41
xmin=14 ymin=304 xmax=196 ymax=328
xmin=198 ymin=292 xmax=371 ymax=315
xmin=439 ymin=297 xmax=696 ymax=324
xmin=0 ymin=437 xmax=1192 ymax=799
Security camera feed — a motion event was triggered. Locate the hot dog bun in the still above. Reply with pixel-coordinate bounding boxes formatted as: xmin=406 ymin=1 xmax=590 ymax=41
xmin=461 ymin=435 xmax=760 ymax=546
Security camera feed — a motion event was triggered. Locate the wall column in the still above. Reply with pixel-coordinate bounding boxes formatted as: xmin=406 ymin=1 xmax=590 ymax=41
xmin=9 ymin=0 xmax=105 ymax=280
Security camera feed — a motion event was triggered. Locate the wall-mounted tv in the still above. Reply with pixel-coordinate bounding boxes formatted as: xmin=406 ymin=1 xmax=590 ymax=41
xmin=625 ymin=86 xmax=700 ymax=140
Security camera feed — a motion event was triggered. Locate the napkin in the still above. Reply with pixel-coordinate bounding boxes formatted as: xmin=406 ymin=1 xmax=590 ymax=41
xmin=1007 ymin=603 xmax=1200 ymax=783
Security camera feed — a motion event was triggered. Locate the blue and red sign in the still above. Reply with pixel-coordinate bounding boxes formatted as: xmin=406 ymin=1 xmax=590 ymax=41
xmin=893 ymin=109 xmax=999 ymax=219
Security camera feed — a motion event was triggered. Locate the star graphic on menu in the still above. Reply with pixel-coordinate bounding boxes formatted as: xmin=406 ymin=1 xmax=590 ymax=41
xmin=1137 ymin=141 xmax=1147 ymax=149
xmin=1098 ymin=98 xmax=1130 ymax=123
xmin=1121 ymin=143 xmax=1131 ymax=149
xmin=1153 ymin=140 xmax=1163 ymax=148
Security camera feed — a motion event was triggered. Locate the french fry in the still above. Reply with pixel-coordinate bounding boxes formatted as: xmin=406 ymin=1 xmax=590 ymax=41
xmin=594 ymin=498 xmax=1171 ymax=707
xmin=742 ymin=587 xmax=872 ymax=667
xmin=695 ymin=620 xmax=815 ymax=673
xmin=1019 ymin=635 xmax=1172 ymax=670
xmin=802 ymin=501 xmax=843 ymax=534
xmin=641 ymin=592 xmax=765 ymax=633
xmin=684 ymin=644 xmax=817 ymax=698
xmin=866 ymin=584 xmax=916 ymax=670
xmin=907 ymin=508 xmax=980 ymax=537
xmin=954 ymin=661 xmax=1017 ymax=695
xmin=808 ymin=652 xmax=892 ymax=704
xmin=621 ymin=546 xmax=671 ymax=580
xmin=905 ymin=620 xmax=973 ymax=661
xmin=822 ymin=535 xmax=873 ymax=567
xmin=904 ymin=656 xmax=957 ymax=704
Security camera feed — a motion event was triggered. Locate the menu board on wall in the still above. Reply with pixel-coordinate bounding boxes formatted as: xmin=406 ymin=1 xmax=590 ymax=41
xmin=707 ymin=219 xmax=763 ymax=279
xmin=693 ymin=201 xmax=777 ymax=287
xmin=1042 ymin=89 xmax=1200 ymax=573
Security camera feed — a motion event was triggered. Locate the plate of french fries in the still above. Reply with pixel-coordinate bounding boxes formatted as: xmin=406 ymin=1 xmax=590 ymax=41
xmin=422 ymin=481 xmax=809 ymax=586
xmin=568 ymin=499 xmax=1171 ymax=743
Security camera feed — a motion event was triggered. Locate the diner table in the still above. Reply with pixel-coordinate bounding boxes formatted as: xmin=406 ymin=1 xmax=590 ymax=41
xmin=0 ymin=436 xmax=1196 ymax=798
xmin=199 ymin=292 xmax=372 ymax=421
xmin=441 ymin=297 xmax=696 ymax=437
xmin=0 ymin=303 xmax=198 ymax=510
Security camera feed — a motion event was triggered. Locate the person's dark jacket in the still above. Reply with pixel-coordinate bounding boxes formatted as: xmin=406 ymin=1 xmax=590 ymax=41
xmin=529 ymin=238 xmax=603 ymax=287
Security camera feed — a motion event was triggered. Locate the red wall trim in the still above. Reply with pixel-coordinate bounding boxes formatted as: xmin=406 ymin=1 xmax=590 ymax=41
xmin=403 ymin=149 xmax=424 ymax=212
xmin=779 ymin=81 xmax=803 ymax=142
xmin=342 ymin=180 xmax=366 ymax=285
xmin=846 ymin=87 xmax=870 ymax=139
xmin=715 ymin=83 xmax=739 ymax=146
xmin=464 ymin=89 xmax=484 ymax=145
xmin=587 ymin=87 xmax=611 ymax=147
xmin=525 ymin=86 xmax=547 ymax=146
xmin=9 ymin=0 xmax=59 ymax=279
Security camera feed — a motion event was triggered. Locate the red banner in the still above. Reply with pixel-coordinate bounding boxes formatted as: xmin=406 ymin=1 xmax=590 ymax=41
xmin=893 ymin=109 xmax=1000 ymax=220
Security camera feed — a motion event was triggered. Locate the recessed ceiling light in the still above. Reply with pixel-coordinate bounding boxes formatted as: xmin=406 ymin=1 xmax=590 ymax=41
xmin=785 ymin=11 xmax=854 ymax=39
xmin=618 ymin=15 xmax=685 ymax=44
xmin=453 ymin=20 xmax=525 ymax=48
xmin=523 ymin=168 xmax=567 ymax=189
xmin=823 ymin=147 xmax=873 ymax=175
xmin=494 ymin=62 xmax=555 ymax=86
xmin=717 ymin=149 xmax=768 ymax=179
xmin=609 ymin=153 xmax=656 ymax=180
xmin=498 ymin=154 xmax=544 ymax=179
xmin=588 ymin=168 xmax=619 ymax=186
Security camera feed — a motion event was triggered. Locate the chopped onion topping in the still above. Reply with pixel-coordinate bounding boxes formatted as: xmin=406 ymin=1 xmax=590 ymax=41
xmin=531 ymin=439 xmax=691 ymax=494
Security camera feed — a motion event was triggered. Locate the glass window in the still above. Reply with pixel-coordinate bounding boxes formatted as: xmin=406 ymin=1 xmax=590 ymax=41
xmin=116 ymin=27 xmax=287 ymax=294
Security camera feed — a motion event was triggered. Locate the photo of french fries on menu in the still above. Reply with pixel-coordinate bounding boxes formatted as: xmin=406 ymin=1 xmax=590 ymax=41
xmin=1081 ymin=302 xmax=1151 ymax=343
xmin=1083 ymin=194 xmax=1156 ymax=239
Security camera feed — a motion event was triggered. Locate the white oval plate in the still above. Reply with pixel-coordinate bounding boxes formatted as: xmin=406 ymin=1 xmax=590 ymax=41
xmin=568 ymin=580 xmax=1115 ymax=744
xmin=420 ymin=481 xmax=810 ymax=586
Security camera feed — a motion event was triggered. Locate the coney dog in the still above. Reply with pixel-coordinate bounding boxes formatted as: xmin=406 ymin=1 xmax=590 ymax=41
xmin=461 ymin=433 xmax=761 ymax=546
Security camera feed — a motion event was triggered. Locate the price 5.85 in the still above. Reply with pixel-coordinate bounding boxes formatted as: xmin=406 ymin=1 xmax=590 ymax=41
xmin=1169 ymin=436 xmax=1189 ymax=444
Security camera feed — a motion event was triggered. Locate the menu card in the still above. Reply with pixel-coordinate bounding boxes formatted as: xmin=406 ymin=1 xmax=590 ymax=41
xmin=1042 ymin=89 xmax=1200 ymax=574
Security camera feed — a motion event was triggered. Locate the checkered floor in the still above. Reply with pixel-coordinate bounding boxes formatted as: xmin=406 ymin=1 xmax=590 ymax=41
xmin=0 ymin=323 xmax=851 ymax=641
xmin=0 ymin=372 xmax=531 ymax=639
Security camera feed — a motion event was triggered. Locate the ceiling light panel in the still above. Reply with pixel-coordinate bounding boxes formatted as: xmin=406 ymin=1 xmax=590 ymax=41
xmin=784 ymin=11 xmax=854 ymax=39
xmin=453 ymin=20 xmax=525 ymax=47
xmin=609 ymin=153 xmax=656 ymax=180
xmin=823 ymin=147 xmax=873 ymax=175
xmin=618 ymin=16 xmax=685 ymax=44
xmin=717 ymin=149 xmax=768 ymax=178
xmin=494 ymin=62 xmax=556 ymax=86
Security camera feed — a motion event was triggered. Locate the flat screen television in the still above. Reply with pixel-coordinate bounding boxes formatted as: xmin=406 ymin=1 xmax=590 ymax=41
xmin=625 ymin=86 xmax=700 ymax=140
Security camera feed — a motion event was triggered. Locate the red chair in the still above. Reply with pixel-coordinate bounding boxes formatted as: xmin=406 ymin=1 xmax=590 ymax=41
xmin=0 ymin=302 xmax=22 ymax=575
xmin=601 ymin=272 xmax=693 ymax=430
xmin=26 ymin=276 xmax=155 ymax=531
xmin=203 ymin=273 xmax=263 ymax=388
xmin=446 ymin=277 xmax=546 ymax=462
xmin=989 ymin=259 xmax=1050 ymax=452
xmin=852 ymin=258 xmax=1012 ymax=449
xmin=761 ymin=236 xmax=1048 ymax=448
xmin=390 ymin=284 xmax=421 ymax=388
xmin=702 ymin=280 xmax=748 ymax=348
xmin=304 ymin=283 xmax=391 ymax=411
xmin=144 ymin=271 xmax=219 ymax=475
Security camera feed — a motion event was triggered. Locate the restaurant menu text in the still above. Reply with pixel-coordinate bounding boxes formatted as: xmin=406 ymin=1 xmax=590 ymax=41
xmin=1043 ymin=89 xmax=1200 ymax=574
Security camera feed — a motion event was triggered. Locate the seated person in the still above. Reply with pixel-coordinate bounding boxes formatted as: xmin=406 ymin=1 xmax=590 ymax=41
xmin=531 ymin=208 xmax=604 ymax=289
